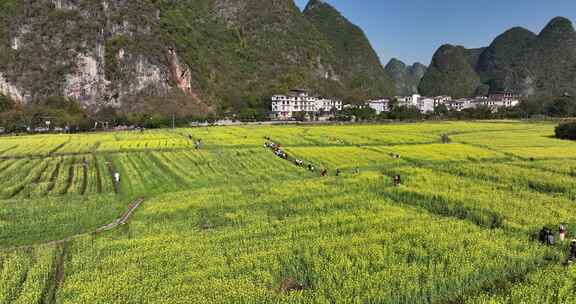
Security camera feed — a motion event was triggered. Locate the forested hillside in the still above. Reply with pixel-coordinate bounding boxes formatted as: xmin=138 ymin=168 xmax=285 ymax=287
xmin=0 ymin=0 xmax=395 ymax=117
xmin=420 ymin=17 xmax=576 ymax=98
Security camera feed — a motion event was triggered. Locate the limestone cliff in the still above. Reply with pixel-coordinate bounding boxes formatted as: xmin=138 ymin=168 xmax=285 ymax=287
xmin=0 ymin=0 xmax=386 ymax=113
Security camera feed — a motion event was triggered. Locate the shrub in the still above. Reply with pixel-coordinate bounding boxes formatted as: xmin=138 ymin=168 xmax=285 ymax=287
xmin=555 ymin=121 xmax=576 ymax=140
xmin=0 ymin=94 xmax=15 ymax=112
xmin=441 ymin=134 xmax=451 ymax=144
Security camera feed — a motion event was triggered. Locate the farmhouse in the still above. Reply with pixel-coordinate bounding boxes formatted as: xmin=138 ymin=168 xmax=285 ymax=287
xmin=366 ymin=99 xmax=391 ymax=114
xmin=417 ymin=97 xmax=435 ymax=113
xmin=396 ymin=94 xmax=421 ymax=107
xmin=488 ymin=91 xmax=518 ymax=102
xmin=482 ymin=91 xmax=520 ymax=109
xmin=448 ymin=98 xmax=476 ymax=111
xmin=271 ymin=89 xmax=343 ymax=120
xmin=390 ymin=91 xmax=520 ymax=113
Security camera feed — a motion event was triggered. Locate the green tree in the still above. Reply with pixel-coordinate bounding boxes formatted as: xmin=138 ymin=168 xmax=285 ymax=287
xmin=544 ymin=97 xmax=576 ymax=117
xmin=555 ymin=121 xmax=576 ymax=140
xmin=0 ymin=94 xmax=15 ymax=112
xmin=389 ymin=106 xmax=422 ymax=120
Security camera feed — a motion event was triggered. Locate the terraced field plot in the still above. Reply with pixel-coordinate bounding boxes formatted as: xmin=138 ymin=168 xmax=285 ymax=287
xmin=0 ymin=121 xmax=575 ymax=303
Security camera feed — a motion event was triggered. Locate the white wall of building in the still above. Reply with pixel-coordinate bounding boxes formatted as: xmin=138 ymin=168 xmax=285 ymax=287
xmin=271 ymin=92 xmax=342 ymax=120
xmin=418 ymin=98 xmax=435 ymax=113
xmin=367 ymin=99 xmax=390 ymax=114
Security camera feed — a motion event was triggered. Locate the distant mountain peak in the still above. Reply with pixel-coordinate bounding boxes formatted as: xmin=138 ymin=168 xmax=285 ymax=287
xmin=305 ymin=0 xmax=328 ymax=11
xmin=421 ymin=16 xmax=576 ymax=98
xmin=385 ymin=58 xmax=426 ymax=95
xmin=304 ymin=0 xmax=395 ymax=99
xmin=504 ymin=26 xmax=536 ymax=35
xmin=419 ymin=44 xmax=480 ymax=98
xmin=385 ymin=58 xmax=407 ymax=70
xmin=412 ymin=62 xmax=427 ymax=69
xmin=540 ymin=16 xmax=575 ymax=39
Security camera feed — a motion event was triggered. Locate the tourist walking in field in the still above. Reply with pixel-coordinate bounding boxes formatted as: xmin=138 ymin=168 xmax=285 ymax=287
xmin=321 ymin=169 xmax=328 ymax=177
xmin=393 ymin=175 xmax=401 ymax=186
xmin=195 ymin=139 xmax=203 ymax=150
xmin=114 ymin=172 xmax=121 ymax=183
xmin=547 ymin=231 xmax=556 ymax=246
xmin=539 ymin=227 xmax=555 ymax=245
xmin=560 ymin=224 xmax=568 ymax=243
xmin=336 ymin=168 xmax=341 ymax=177
xmin=569 ymin=239 xmax=576 ymax=263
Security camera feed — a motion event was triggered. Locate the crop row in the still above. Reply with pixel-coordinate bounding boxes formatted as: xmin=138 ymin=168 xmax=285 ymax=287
xmin=0 ymin=155 xmax=118 ymax=199
xmin=112 ymin=148 xmax=308 ymax=197
xmin=372 ymin=166 xmax=576 ymax=231
xmin=0 ymin=245 xmax=58 ymax=304
xmin=466 ymin=265 xmax=576 ymax=303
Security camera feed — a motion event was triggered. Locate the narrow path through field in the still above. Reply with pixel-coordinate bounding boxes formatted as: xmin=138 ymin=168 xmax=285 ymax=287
xmin=0 ymin=198 xmax=144 ymax=252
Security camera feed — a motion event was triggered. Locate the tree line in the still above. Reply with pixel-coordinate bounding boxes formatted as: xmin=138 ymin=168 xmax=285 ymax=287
xmin=0 ymin=94 xmax=574 ymax=133
xmin=336 ymin=95 xmax=576 ymax=122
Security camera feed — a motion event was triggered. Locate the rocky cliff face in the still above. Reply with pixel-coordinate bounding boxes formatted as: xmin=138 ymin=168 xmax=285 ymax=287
xmin=0 ymin=0 xmax=187 ymax=109
xmin=0 ymin=0 xmax=394 ymax=113
xmin=421 ymin=17 xmax=576 ymax=98
xmin=385 ymin=59 xmax=426 ymax=95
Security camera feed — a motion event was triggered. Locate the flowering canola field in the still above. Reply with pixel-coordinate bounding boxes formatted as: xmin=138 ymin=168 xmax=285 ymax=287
xmin=0 ymin=121 xmax=575 ymax=303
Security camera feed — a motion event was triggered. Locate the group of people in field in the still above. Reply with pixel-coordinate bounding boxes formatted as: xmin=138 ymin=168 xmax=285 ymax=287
xmin=539 ymin=224 xmax=576 ymax=264
xmin=264 ymin=139 xmax=289 ymax=160
xmin=264 ymin=137 xmax=404 ymax=184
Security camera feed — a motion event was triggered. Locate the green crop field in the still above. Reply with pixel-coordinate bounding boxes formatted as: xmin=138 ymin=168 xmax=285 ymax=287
xmin=1 ymin=121 xmax=576 ymax=303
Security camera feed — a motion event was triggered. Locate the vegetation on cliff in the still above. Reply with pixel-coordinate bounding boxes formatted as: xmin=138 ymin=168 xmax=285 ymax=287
xmin=385 ymin=58 xmax=426 ymax=95
xmin=304 ymin=0 xmax=395 ymax=101
xmin=418 ymin=45 xmax=481 ymax=98
xmin=0 ymin=0 xmax=397 ymax=118
xmin=422 ymin=17 xmax=576 ymax=99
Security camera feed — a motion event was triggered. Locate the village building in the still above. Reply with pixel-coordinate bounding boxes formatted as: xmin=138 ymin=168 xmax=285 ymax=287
xmin=433 ymin=96 xmax=452 ymax=107
xmin=417 ymin=97 xmax=435 ymax=113
xmin=271 ymin=89 xmax=520 ymax=120
xmin=488 ymin=91 xmax=517 ymax=102
xmin=448 ymin=98 xmax=476 ymax=111
xmin=396 ymin=94 xmax=421 ymax=107
xmin=366 ymin=99 xmax=391 ymax=114
xmin=271 ymin=89 xmax=343 ymax=120
xmin=478 ymin=91 xmax=520 ymax=111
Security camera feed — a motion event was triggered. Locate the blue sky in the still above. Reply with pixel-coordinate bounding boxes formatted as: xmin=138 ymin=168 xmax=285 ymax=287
xmin=295 ymin=0 xmax=576 ymax=66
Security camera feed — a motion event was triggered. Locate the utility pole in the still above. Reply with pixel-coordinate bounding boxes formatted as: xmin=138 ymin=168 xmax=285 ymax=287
xmin=172 ymin=112 xmax=175 ymax=129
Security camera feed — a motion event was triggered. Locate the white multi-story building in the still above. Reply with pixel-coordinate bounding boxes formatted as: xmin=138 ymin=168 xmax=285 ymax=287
xmin=433 ymin=96 xmax=452 ymax=107
xmin=396 ymin=94 xmax=421 ymax=107
xmin=395 ymin=94 xmax=436 ymax=113
xmin=271 ymin=89 xmax=342 ymax=120
xmin=446 ymin=95 xmax=518 ymax=112
xmin=367 ymin=99 xmax=391 ymax=114
xmin=389 ymin=92 xmax=519 ymax=113
xmin=448 ymin=98 xmax=476 ymax=111
xmin=468 ymin=92 xmax=519 ymax=112
xmin=417 ymin=97 xmax=435 ymax=113
xmin=478 ymin=99 xmax=520 ymax=111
